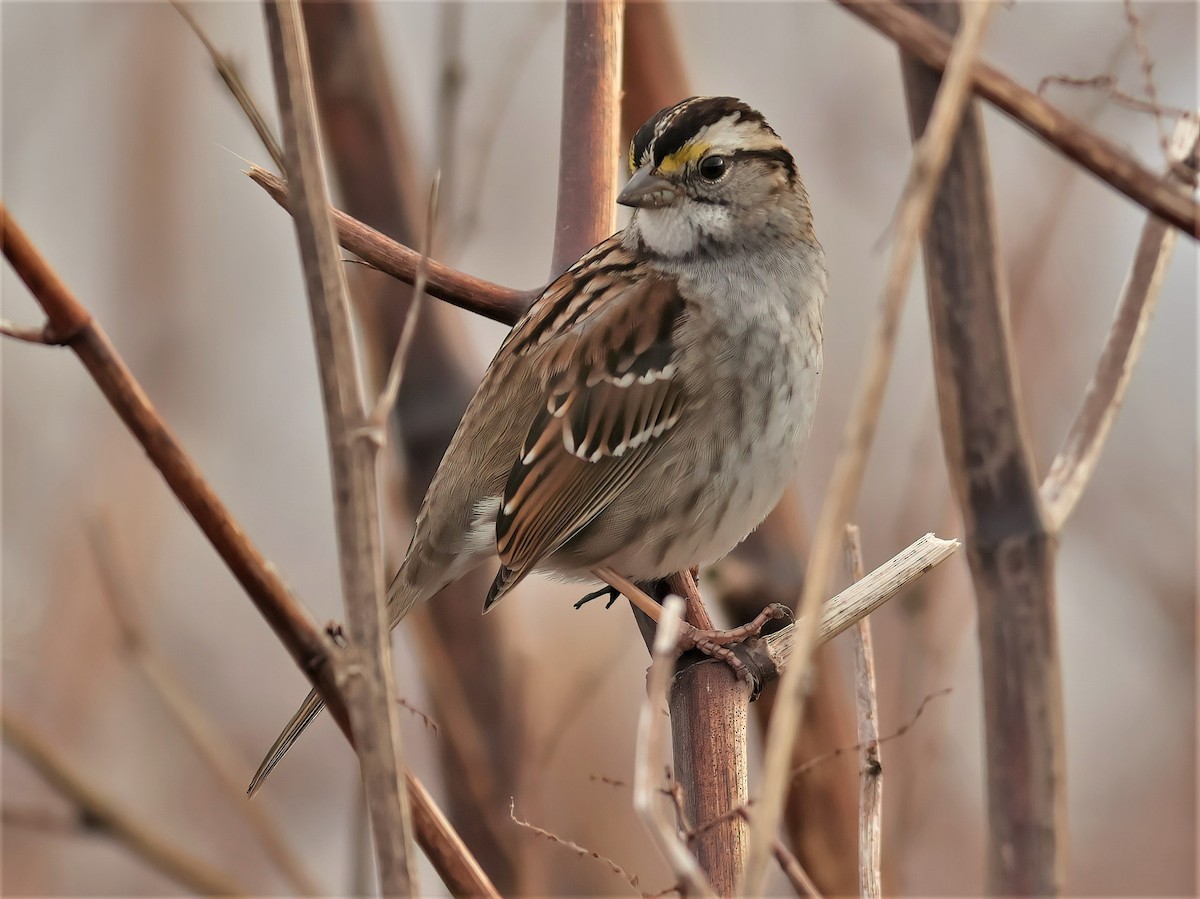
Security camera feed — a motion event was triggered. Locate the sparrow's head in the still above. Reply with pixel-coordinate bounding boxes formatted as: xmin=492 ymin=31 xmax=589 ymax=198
xmin=620 ymin=96 xmax=812 ymax=259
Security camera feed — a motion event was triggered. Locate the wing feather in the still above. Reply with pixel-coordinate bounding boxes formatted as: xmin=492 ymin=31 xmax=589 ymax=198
xmin=489 ymin=272 xmax=688 ymax=604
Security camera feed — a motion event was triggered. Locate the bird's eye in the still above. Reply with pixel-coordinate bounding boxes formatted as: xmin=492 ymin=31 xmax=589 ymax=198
xmin=698 ymin=155 xmax=727 ymax=181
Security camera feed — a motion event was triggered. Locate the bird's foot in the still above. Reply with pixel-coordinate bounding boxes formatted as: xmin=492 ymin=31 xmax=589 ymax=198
xmin=574 ymin=584 xmax=622 ymax=610
xmin=677 ymin=603 xmax=791 ymax=683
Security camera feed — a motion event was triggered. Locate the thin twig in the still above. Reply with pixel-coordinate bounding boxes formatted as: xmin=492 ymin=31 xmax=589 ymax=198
xmin=844 ymin=525 xmax=881 ymax=899
xmin=509 ymin=799 xmax=642 ymax=895
xmin=250 ymin=165 xmax=535 ymax=325
xmin=1040 ymin=115 xmax=1200 ymax=530
xmin=170 ymin=0 xmax=285 ymax=170
xmin=2 ymin=710 xmax=245 ymax=895
xmin=773 ymin=839 xmax=823 ymax=899
xmin=634 ymin=596 xmax=716 ymax=897
xmin=748 ymin=14 xmax=993 ymax=885
xmin=261 ymin=2 xmax=416 ymax=892
xmin=0 ymin=318 xmax=60 ymax=344
xmin=835 ymin=0 xmax=1199 ymax=237
xmin=365 ymin=173 xmax=439 ymax=437
xmin=1037 ymin=74 xmax=1195 ymax=122
xmin=1121 ymin=0 xmax=1171 ymax=163
xmin=790 ymin=689 xmax=952 ymax=783
xmin=87 ymin=520 xmax=322 ymax=896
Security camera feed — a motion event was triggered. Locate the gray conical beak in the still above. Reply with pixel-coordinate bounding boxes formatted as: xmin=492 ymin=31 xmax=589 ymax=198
xmin=617 ymin=164 xmax=678 ymax=208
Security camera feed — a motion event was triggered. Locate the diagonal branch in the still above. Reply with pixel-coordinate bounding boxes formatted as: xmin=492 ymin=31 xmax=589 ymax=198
xmin=261 ymin=2 xmax=415 ymax=891
xmin=836 ymin=0 xmax=1199 ymax=238
xmin=1041 ymin=116 xmax=1200 ymax=530
xmin=250 ymin=165 xmax=534 ymax=324
xmin=0 ymin=205 xmax=496 ymax=899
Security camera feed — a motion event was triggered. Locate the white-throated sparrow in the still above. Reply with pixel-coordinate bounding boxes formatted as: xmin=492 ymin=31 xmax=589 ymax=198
xmin=250 ymin=96 xmax=826 ymax=794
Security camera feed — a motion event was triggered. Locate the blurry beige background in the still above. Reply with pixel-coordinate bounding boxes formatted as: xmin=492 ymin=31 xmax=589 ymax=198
xmin=2 ymin=1 xmax=1195 ymax=895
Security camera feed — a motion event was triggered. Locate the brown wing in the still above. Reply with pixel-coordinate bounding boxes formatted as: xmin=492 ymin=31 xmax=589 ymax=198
xmin=484 ymin=273 xmax=688 ymax=609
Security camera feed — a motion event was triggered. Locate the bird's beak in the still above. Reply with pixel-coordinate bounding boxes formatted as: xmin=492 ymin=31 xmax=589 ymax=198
xmin=617 ymin=164 xmax=678 ymax=208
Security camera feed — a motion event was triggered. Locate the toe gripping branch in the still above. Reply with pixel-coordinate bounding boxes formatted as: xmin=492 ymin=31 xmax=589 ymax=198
xmin=676 ymin=603 xmax=790 ymax=698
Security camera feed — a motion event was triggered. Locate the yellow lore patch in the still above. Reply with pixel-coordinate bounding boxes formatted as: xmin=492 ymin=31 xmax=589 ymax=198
xmin=656 ymin=142 xmax=711 ymax=175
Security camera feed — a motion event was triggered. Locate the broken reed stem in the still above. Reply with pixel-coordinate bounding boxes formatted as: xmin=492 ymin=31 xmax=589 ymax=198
xmin=744 ymin=7 xmax=994 ymax=891
xmin=836 ymin=0 xmax=1199 ymax=237
xmin=844 ymin=526 xmax=882 ymax=899
xmin=1040 ymin=115 xmax=1200 ymax=530
xmin=2 ymin=710 xmax=245 ymax=896
xmin=262 ymin=2 xmax=416 ymax=892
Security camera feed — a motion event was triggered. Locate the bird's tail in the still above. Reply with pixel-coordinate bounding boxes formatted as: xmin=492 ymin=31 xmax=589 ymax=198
xmin=247 ymin=568 xmax=426 ymax=797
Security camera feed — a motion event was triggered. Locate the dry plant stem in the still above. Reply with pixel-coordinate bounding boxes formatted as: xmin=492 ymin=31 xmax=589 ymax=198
xmin=836 ymin=0 xmax=1199 ymax=238
xmin=368 ymin=174 xmax=438 ymax=431
xmin=262 ymin=2 xmax=416 ymax=892
xmin=88 ymin=522 xmax=322 ymax=896
xmin=299 ymin=5 xmax=521 ymax=891
xmin=0 ymin=207 xmax=494 ymax=899
xmin=773 ymin=840 xmax=823 ymax=899
xmin=552 ymin=0 xmax=625 ymax=274
xmin=843 ymin=526 xmax=881 ymax=899
xmin=170 ymin=0 xmax=285 ymax=170
xmin=0 ymin=318 xmax=59 ymax=344
xmin=661 ymin=571 xmax=750 ymax=895
xmin=899 ymin=2 xmax=1065 ymax=891
xmin=251 ymin=166 xmax=534 ymax=325
xmin=743 ymin=7 xmax=993 ymax=892
xmin=671 ymin=658 xmax=752 ymax=895
xmin=2 ymin=710 xmax=245 ymax=896
xmin=635 ymin=596 xmax=716 ymax=898
xmin=1040 ymin=116 xmax=1200 ymax=530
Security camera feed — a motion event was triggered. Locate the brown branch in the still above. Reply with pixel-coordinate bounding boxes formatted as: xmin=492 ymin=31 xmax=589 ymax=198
xmin=552 ymin=0 xmax=625 ymax=274
xmin=745 ymin=6 xmax=995 ymax=890
xmin=773 ymin=840 xmax=823 ymax=899
xmin=87 ymin=520 xmax=322 ymax=896
xmin=843 ymin=526 xmax=881 ymax=899
xmin=1037 ymin=74 xmax=1196 ymax=124
xmin=1041 ymin=116 xmax=1200 ymax=530
xmin=2 ymin=710 xmax=246 ymax=896
xmin=250 ymin=165 xmax=534 ymax=324
xmin=898 ymin=2 xmax=1065 ymax=891
xmin=0 ymin=205 xmax=496 ymax=899
xmin=261 ymin=2 xmax=416 ymax=892
xmin=0 ymin=203 xmax=344 ymax=723
xmin=836 ymin=0 xmax=1199 ymax=238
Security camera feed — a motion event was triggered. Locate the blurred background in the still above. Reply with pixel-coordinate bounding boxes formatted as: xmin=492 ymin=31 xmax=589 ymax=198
xmin=2 ymin=1 xmax=1195 ymax=895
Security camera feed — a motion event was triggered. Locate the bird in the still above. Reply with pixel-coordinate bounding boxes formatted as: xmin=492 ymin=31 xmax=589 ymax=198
xmin=249 ymin=96 xmax=826 ymax=795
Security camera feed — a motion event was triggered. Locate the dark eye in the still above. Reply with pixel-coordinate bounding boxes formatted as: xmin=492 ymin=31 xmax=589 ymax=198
xmin=698 ymin=155 xmax=727 ymax=181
